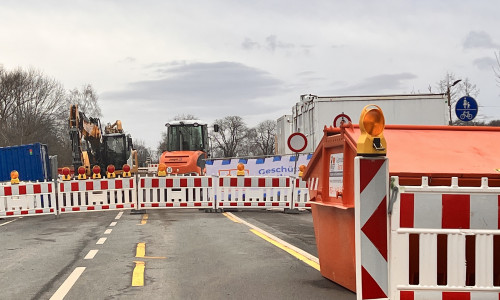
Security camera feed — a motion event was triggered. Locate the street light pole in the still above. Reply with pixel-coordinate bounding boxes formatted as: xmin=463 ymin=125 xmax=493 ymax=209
xmin=447 ymin=79 xmax=462 ymax=125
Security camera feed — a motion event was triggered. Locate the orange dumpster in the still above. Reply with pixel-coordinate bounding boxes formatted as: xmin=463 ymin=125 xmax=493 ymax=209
xmin=303 ymin=123 xmax=500 ymax=292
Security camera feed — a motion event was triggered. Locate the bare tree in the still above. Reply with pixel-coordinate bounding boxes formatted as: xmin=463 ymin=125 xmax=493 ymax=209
xmin=435 ymin=72 xmax=480 ymax=124
xmin=0 ymin=67 xmax=66 ymax=147
xmin=250 ymin=120 xmax=276 ymax=155
xmin=133 ymin=139 xmax=153 ymax=167
xmin=66 ymin=84 xmax=102 ymax=117
xmin=211 ymin=116 xmax=248 ymax=158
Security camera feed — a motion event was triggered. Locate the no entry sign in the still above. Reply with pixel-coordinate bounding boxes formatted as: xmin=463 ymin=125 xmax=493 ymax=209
xmin=287 ymin=132 xmax=308 ymax=153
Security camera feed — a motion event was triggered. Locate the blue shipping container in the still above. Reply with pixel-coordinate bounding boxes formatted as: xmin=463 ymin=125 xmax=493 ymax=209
xmin=0 ymin=143 xmax=52 ymax=182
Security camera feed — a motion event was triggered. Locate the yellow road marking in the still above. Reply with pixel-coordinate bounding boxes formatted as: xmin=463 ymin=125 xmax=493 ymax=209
xmin=132 ymin=261 xmax=145 ymax=287
xmin=250 ymin=229 xmax=320 ymax=271
xmin=222 ymin=212 xmax=241 ymax=223
xmin=140 ymin=214 xmax=148 ymax=225
xmin=136 ymin=243 xmax=146 ymax=258
xmin=135 ymin=242 xmax=166 ymax=259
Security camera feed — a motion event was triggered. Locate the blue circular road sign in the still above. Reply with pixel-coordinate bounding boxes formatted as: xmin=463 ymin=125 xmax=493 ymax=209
xmin=455 ymin=96 xmax=478 ymax=122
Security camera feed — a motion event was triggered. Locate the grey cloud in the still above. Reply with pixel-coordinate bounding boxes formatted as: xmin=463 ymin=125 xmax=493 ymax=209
xmin=102 ymin=61 xmax=287 ymax=118
xmin=330 ymin=73 xmax=418 ymax=95
xmin=242 ymin=38 xmax=260 ymax=50
xmin=473 ymin=56 xmax=497 ymax=70
xmin=463 ymin=31 xmax=499 ymax=49
xmin=265 ymin=35 xmax=295 ymax=51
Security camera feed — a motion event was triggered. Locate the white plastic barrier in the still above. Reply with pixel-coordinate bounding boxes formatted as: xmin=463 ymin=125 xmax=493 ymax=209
xmin=138 ymin=176 xmax=214 ymax=208
xmin=216 ymin=176 xmax=292 ymax=209
xmin=58 ymin=177 xmax=136 ymax=213
xmin=292 ymin=178 xmax=310 ymax=209
xmin=390 ymin=177 xmax=500 ymax=299
xmin=0 ymin=181 xmax=56 ymax=217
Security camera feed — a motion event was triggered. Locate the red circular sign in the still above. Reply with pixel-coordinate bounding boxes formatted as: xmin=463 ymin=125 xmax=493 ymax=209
xmin=287 ymin=132 xmax=308 ymax=153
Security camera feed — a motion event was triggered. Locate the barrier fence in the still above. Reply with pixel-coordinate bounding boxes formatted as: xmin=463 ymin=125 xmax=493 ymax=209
xmin=0 ymin=175 xmax=310 ymax=218
xmin=390 ymin=176 xmax=500 ymax=299
xmin=0 ymin=181 xmax=56 ymax=217
xmin=58 ymin=178 xmax=136 ymax=213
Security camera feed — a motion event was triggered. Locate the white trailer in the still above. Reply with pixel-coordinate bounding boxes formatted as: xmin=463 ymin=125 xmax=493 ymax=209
xmin=277 ymin=93 xmax=448 ymax=154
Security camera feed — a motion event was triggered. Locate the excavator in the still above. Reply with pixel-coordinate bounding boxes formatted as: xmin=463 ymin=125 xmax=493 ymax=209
xmin=69 ymin=104 xmax=138 ymax=176
xmin=158 ymin=120 xmax=211 ymax=175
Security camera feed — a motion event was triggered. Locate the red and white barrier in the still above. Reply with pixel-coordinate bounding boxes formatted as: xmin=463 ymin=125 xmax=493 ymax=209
xmin=292 ymin=178 xmax=310 ymax=209
xmin=58 ymin=178 xmax=136 ymax=213
xmin=216 ymin=176 xmax=292 ymax=209
xmin=390 ymin=177 xmax=500 ymax=299
xmin=0 ymin=181 xmax=56 ymax=217
xmin=354 ymin=157 xmax=390 ymax=300
xmin=138 ymin=177 xmax=214 ymax=208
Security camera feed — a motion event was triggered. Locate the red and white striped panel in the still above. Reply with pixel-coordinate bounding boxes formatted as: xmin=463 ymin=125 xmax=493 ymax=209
xmin=355 ymin=157 xmax=389 ymax=300
xmin=140 ymin=177 xmax=212 ymax=188
xmin=59 ymin=203 xmax=135 ymax=213
xmin=141 ymin=202 xmax=213 ymax=208
xmin=217 ymin=201 xmax=289 ymax=208
xmin=59 ymin=178 xmax=135 ymax=192
xmin=0 ymin=208 xmax=55 ymax=217
xmin=218 ymin=176 xmax=290 ymax=188
xmin=58 ymin=178 xmax=136 ymax=214
xmin=400 ymin=290 xmax=499 ymax=300
xmin=0 ymin=182 xmax=56 ymax=218
xmin=293 ymin=178 xmax=311 ymax=208
xmin=307 ymin=177 xmax=319 ymax=195
xmin=139 ymin=176 xmax=214 ymax=208
xmin=400 ymin=193 xmax=500 ymax=229
xmin=0 ymin=182 xmax=53 ymax=196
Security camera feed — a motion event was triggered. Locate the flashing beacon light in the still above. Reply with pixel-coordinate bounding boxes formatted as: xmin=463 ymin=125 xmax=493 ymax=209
xmin=157 ymin=163 xmax=167 ymax=177
xmin=236 ymin=163 xmax=245 ymax=176
xmin=107 ymin=165 xmax=116 ymax=179
xmin=77 ymin=166 xmax=87 ymax=180
xmin=10 ymin=170 xmax=20 ymax=184
xmin=62 ymin=167 xmax=71 ymax=181
xmin=122 ymin=164 xmax=131 ymax=178
xmin=298 ymin=164 xmax=306 ymax=178
xmin=357 ymin=104 xmax=387 ymax=156
xmin=92 ymin=165 xmax=102 ymax=179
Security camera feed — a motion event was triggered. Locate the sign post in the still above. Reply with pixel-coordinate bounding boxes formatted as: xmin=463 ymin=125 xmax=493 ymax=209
xmin=455 ymin=96 xmax=478 ymax=122
xmin=287 ymin=132 xmax=308 ymax=213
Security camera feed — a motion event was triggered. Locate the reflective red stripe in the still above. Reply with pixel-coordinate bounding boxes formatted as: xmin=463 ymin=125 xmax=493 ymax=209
xmin=180 ymin=203 xmax=187 ymax=207
xmin=34 ymin=184 xmax=41 ymax=194
xmin=21 ymin=210 xmax=28 ymax=215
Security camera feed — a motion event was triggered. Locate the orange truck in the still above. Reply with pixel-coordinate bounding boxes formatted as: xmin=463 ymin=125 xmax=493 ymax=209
xmin=158 ymin=120 xmax=211 ymax=175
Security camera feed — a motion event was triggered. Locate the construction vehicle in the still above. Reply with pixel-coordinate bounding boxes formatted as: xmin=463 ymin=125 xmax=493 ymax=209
xmin=158 ymin=120 xmax=210 ymax=175
xmin=69 ymin=104 xmax=138 ymax=176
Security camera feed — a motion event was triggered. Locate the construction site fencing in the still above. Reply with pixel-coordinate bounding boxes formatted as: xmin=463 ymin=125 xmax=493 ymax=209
xmin=58 ymin=178 xmax=136 ymax=214
xmin=0 ymin=175 xmax=310 ymax=218
xmin=138 ymin=177 xmax=214 ymax=209
xmin=389 ymin=176 xmax=500 ymax=299
xmin=0 ymin=181 xmax=56 ymax=217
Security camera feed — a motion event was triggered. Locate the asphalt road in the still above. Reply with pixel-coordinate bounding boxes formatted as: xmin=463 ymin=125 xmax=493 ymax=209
xmin=0 ymin=209 xmax=355 ymax=300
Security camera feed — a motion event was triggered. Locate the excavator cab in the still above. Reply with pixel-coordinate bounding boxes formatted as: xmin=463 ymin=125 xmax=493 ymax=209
xmin=102 ymin=133 xmax=132 ymax=171
xmin=160 ymin=120 xmax=209 ymax=175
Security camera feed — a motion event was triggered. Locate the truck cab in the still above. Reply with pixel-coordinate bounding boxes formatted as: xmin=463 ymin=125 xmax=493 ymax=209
xmin=159 ymin=120 xmax=209 ymax=175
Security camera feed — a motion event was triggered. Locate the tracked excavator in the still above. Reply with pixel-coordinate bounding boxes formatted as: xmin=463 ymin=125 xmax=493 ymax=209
xmin=69 ymin=104 xmax=138 ymax=176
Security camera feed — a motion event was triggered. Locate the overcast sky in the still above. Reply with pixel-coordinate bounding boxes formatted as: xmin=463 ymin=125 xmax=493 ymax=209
xmin=1 ymin=1 xmax=500 ymax=149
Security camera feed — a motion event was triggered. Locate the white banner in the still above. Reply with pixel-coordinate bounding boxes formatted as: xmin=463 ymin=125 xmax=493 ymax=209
xmin=206 ymin=154 xmax=312 ymax=177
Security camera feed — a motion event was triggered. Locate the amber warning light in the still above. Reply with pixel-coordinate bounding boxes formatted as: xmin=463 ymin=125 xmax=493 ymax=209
xmin=357 ymin=104 xmax=387 ymax=156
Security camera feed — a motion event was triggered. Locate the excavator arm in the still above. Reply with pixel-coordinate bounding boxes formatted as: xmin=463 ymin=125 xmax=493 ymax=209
xmin=69 ymin=104 xmax=102 ymax=174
